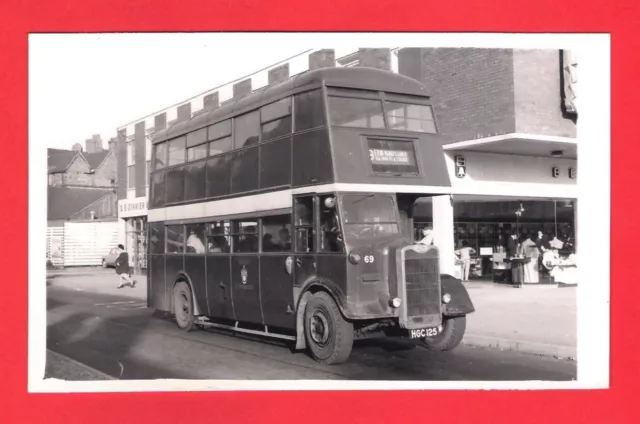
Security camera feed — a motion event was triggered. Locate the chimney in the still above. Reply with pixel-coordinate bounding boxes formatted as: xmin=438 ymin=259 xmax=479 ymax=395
xmin=85 ymin=134 xmax=104 ymax=153
xmin=72 ymin=143 xmax=83 ymax=152
xmin=357 ymin=48 xmax=392 ymax=71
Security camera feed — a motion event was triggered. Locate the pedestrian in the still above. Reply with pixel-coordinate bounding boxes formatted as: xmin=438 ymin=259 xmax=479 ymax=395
xmin=115 ymin=244 xmax=136 ymax=289
xmin=455 ymin=240 xmax=476 ymax=282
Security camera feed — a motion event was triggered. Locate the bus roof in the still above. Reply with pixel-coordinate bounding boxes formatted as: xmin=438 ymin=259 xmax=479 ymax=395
xmin=152 ymin=67 xmax=430 ymax=144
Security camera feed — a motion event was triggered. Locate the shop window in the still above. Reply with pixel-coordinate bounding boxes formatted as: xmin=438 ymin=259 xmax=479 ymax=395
xmin=294 ymin=90 xmax=324 ymax=131
xmin=234 ymin=111 xmax=260 ymax=149
xmin=262 ymin=214 xmax=292 ymax=252
xmin=231 ymin=220 xmax=258 ymax=253
xmin=166 ymin=225 xmax=184 ymax=254
xmin=206 ymin=221 xmax=231 ymax=253
xmin=127 ymin=142 xmax=135 ymax=165
xmin=168 ymin=136 xmax=186 ymax=166
xmin=185 ymin=223 xmax=206 ymax=254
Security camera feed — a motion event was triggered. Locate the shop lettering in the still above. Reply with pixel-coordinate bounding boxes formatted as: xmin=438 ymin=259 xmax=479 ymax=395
xmin=120 ymin=201 xmax=147 ymax=213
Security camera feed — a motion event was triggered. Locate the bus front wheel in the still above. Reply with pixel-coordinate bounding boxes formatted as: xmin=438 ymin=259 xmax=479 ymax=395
xmin=304 ymin=292 xmax=353 ymax=365
xmin=422 ymin=316 xmax=466 ymax=351
xmin=173 ymin=281 xmax=196 ymax=332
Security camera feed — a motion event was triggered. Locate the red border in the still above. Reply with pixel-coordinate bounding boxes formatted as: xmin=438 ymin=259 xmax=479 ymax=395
xmin=3 ymin=0 xmax=638 ymax=422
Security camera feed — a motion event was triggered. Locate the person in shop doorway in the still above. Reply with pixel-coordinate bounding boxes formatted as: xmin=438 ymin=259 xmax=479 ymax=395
xmin=506 ymin=233 xmax=520 ymax=284
xmin=455 ymin=240 xmax=476 ymax=282
xmin=417 ymin=227 xmax=434 ymax=245
xmin=115 ymin=244 xmax=136 ymax=289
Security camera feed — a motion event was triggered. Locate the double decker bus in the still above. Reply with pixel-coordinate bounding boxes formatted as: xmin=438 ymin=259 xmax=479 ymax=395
xmin=147 ymin=66 xmax=475 ymax=364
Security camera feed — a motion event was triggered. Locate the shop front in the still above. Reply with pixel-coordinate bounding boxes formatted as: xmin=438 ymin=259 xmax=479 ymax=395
xmin=414 ymin=197 xmax=576 ymax=282
xmin=118 ymin=197 xmax=148 ymax=275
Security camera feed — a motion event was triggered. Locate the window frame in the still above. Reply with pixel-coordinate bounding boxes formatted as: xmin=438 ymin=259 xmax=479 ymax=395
xmin=260 ymin=213 xmax=293 ymax=253
xmin=230 ymin=218 xmax=259 ymax=254
xmin=127 ymin=165 xmax=135 ymax=189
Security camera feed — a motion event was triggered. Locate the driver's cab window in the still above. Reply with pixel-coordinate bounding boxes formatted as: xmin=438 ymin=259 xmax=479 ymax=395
xmin=319 ymin=195 xmax=344 ymax=253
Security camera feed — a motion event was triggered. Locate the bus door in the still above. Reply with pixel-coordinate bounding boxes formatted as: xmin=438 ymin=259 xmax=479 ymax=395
xmin=259 ymin=213 xmax=296 ymax=330
xmin=230 ymin=219 xmax=263 ymax=325
xmin=293 ymin=196 xmax=317 ymax=291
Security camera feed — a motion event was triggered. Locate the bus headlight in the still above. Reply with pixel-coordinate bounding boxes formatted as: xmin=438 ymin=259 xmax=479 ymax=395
xmin=348 ymin=252 xmax=361 ymax=264
xmin=390 ymin=297 xmax=402 ymax=308
xmin=442 ymin=293 xmax=452 ymax=304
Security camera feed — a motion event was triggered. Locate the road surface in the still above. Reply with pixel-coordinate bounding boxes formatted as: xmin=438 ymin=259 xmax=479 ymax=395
xmin=46 ymin=286 xmax=576 ymax=381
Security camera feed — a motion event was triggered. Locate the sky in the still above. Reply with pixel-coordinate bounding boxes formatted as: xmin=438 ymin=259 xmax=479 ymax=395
xmin=29 ymin=33 xmax=307 ymax=150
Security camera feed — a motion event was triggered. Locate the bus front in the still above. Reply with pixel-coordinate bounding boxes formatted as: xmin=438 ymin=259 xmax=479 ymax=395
xmin=319 ymin=72 xmax=474 ymax=352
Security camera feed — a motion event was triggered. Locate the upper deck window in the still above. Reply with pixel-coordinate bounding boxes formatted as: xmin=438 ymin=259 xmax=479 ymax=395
xmin=294 ymin=90 xmax=324 ymax=131
xmin=328 ymin=96 xmax=385 ymax=129
xmin=167 ymin=136 xmax=186 ymax=166
xmin=234 ymin=111 xmax=260 ymax=149
xmin=386 ymin=102 xmax=437 ymax=133
xmin=261 ymin=97 xmax=292 ymax=141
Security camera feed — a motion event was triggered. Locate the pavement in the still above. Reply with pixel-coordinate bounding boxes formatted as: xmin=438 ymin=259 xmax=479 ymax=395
xmin=46 ymin=267 xmax=576 ymax=360
xmin=46 ymin=287 xmax=576 ymax=381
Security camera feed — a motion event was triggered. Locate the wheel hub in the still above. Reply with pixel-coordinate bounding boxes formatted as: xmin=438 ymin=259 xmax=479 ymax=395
xmin=310 ymin=312 xmax=330 ymax=346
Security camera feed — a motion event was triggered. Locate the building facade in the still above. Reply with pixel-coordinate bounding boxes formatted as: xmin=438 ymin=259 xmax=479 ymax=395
xmin=116 ymin=47 xmax=577 ymax=280
xmin=48 ymin=135 xmax=117 ymax=188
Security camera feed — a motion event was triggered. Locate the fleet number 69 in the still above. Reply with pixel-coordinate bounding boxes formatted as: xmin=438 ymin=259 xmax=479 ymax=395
xmin=364 ymin=255 xmax=375 ymax=263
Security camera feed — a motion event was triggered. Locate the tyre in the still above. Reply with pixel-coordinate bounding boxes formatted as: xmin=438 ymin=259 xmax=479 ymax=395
xmin=173 ymin=281 xmax=196 ymax=332
xmin=422 ymin=316 xmax=466 ymax=351
xmin=304 ymin=292 xmax=353 ymax=365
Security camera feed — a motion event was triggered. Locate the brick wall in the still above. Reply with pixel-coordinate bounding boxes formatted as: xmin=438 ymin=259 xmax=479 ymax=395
xmin=513 ymin=49 xmax=577 ymax=137
xmin=400 ymin=48 xmax=516 ymax=144
xmin=93 ymin=151 xmax=117 ymax=187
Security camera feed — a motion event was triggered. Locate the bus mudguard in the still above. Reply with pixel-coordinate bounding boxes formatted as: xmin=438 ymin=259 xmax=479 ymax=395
xmin=173 ymin=271 xmax=204 ymax=317
xmin=440 ymin=274 xmax=475 ymax=316
xmin=294 ymin=278 xmax=349 ymax=351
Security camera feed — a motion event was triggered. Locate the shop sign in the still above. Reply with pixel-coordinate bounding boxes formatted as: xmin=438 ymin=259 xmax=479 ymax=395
xmin=118 ymin=198 xmax=148 ymax=218
xmin=455 ymin=155 xmax=466 ymax=178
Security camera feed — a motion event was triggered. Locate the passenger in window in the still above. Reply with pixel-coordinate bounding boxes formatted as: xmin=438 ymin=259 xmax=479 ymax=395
xmin=278 ymin=227 xmax=291 ymax=251
xmin=187 ymin=229 xmax=205 ymax=254
xmin=263 ymin=233 xmax=278 ymax=251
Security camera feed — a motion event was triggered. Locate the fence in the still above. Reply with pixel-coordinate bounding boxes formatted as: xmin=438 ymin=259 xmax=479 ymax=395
xmin=46 ymin=221 xmax=120 ymax=267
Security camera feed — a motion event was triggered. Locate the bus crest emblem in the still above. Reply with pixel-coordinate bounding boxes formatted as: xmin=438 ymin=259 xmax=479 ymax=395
xmin=241 ymin=266 xmax=248 ymax=284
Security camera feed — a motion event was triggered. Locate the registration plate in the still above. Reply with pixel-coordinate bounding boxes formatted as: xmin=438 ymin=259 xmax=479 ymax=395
xmin=409 ymin=327 xmax=439 ymax=339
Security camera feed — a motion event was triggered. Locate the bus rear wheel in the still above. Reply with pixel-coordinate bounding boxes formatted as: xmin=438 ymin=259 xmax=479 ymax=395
xmin=422 ymin=316 xmax=466 ymax=351
xmin=173 ymin=281 xmax=196 ymax=332
xmin=304 ymin=292 xmax=353 ymax=365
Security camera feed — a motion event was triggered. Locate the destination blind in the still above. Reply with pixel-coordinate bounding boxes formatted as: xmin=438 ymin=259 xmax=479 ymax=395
xmin=367 ymin=138 xmax=418 ymax=174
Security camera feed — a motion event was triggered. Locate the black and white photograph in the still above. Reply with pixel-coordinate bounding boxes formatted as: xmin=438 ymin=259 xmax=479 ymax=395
xmin=29 ymin=33 xmax=610 ymax=391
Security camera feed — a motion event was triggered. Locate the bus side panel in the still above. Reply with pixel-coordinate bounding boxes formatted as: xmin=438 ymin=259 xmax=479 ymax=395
xmin=165 ymin=254 xmax=184 ymax=310
xmin=315 ymin=254 xmax=348 ymax=309
xmin=260 ymin=254 xmax=295 ymax=330
xmin=206 ymin=255 xmax=235 ymax=321
xmin=149 ymin=254 xmax=167 ymax=311
xmin=231 ymin=256 xmax=263 ymax=325
xmin=184 ymin=255 xmax=209 ymax=316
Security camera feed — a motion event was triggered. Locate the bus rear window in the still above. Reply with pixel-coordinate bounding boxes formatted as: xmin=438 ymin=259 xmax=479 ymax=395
xmin=328 ymin=97 xmax=385 ymax=129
